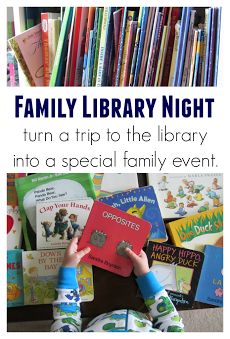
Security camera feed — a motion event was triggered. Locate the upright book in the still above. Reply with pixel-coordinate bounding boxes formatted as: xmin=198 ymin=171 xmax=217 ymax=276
xmin=36 ymin=198 xmax=93 ymax=250
xmin=166 ymin=206 xmax=223 ymax=252
xmin=7 ymin=250 xmax=24 ymax=307
xmin=7 ymin=205 xmax=22 ymax=250
xmin=78 ymin=201 xmax=151 ymax=277
xmin=146 ymin=242 xmax=204 ymax=309
xmin=99 ymin=186 xmax=167 ymax=242
xmin=195 ymin=245 xmax=223 ymax=307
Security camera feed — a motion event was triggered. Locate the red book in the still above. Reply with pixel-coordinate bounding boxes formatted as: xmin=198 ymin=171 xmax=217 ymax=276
xmin=41 ymin=13 xmax=49 ymax=86
xmin=78 ymin=201 xmax=151 ymax=277
xmin=69 ymin=8 xmax=82 ymax=86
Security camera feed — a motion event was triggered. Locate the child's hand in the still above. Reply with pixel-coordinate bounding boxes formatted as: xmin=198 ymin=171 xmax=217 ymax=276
xmin=125 ymin=248 xmax=150 ymax=277
xmin=62 ymin=237 xmax=91 ymax=267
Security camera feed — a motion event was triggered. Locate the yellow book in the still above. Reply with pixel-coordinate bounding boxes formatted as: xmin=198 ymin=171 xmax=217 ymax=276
xmin=77 ymin=262 xmax=94 ymax=302
xmin=166 ymin=206 xmax=223 ymax=252
xmin=168 ymin=21 xmax=180 ymax=86
xmin=119 ymin=10 xmax=135 ymax=86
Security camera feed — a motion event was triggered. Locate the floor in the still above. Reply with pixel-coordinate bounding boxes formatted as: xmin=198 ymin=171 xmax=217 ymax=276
xmin=7 ymin=307 xmax=223 ymax=332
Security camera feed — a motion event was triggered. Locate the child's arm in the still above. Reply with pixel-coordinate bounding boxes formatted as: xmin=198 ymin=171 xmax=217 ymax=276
xmin=126 ymin=248 xmax=184 ymax=332
xmin=51 ymin=238 xmax=91 ymax=332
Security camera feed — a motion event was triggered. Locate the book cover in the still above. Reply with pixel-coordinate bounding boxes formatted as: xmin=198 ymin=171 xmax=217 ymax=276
xmin=7 ymin=173 xmax=26 ymax=207
xmin=22 ymin=249 xmax=94 ymax=304
xmin=7 ymin=205 xmax=22 ymax=250
xmin=195 ymin=245 xmax=223 ymax=307
xmin=146 ymin=241 xmax=204 ymax=309
xmin=78 ymin=201 xmax=151 ymax=277
xmin=36 ymin=198 xmax=93 ymax=250
xmin=9 ymin=23 xmax=44 ymax=86
xmin=147 ymin=173 xmax=223 ymax=218
xmin=146 ymin=242 xmax=204 ymax=309
xmin=15 ymin=173 xmax=96 ymax=250
xmin=92 ymin=173 xmax=139 ymax=198
xmin=99 ymin=186 xmax=167 ymax=242
xmin=166 ymin=206 xmax=223 ymax=252
xmin=7 ymin=249 xmax=24 ymax=307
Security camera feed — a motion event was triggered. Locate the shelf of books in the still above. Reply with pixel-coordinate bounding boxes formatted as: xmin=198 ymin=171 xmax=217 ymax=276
xmin=7 ymin=173 xmax=223 ymax=323
xmin=7 ymin=6 xmax=221 ymax=87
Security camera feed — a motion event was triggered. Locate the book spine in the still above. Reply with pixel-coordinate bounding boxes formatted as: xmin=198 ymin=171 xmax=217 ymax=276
xmin=197 ymin=27 xmax=205 ymax=86
xmin=85 ymin=30 xmax=94 ymax=86
xmin=69 ymin=8 xmax=82 ymax=86
xmin=92 ymin=8 xmax=104 ymax=86
xmin=204 ymin=8 xmax=212 ymax=86
xmin=88 ymin=8 xmax=99 ymax=86
xmin=49 ymin=7 xmax=73 ymax=86
xmin=193 ymin=29 xmax=202 ymax=86
xmin=213 ymin=7 xmax=221 ymax=86
xmin=207 ymin=8 xmax=218 ymax=86
xmin=115 ymin=8 xmax=128 ymax=86
xmin=188 ymin=29 xmax=198 ymax=86
xmin=129 ymin=27 xmax=141 ymax=86
xmin=112 ymin=8 xmax=124 ymax=86
xmin=158 ymin=12 xmax=172 ymax=86
xmin=64 ymin=12 xmax=76 ymax=86
xmin=123 ymin=21 xmax=137 ymax=86
xmin=154 ymin=25 xmax=168 ymax=86
xmin=168 ymin=21 xmax=180 ymax=86
xmin=182 ymin=10 xmax=196 ymax=86
xmin=41 ymin=13 xmax=49 ymax=86
xmin=119 ymin=10 xmax=135 ymax=86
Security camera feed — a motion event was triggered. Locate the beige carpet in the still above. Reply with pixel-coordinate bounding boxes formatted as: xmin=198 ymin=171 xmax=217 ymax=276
xmin=7 ymin=308 xmax=223 ymax=332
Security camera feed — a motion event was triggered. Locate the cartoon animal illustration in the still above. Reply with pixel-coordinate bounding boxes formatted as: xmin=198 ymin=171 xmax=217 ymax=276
xmin=182 ymin=180 xmax=195 ymax=193
xmin=150 ymin=264 xmax=177 ymax=291
xmin=69 ymin=214 xmax=80 ymax=236
xmin=7 ymin=283 xmax=21 ymax=301
xmin=126 ymin=204 xmax=146 ymax=218
xmin=175 ymin=203 xmax=187 ymax=216
xmin=52 ymin=209 xmax=69 ymax=240
xmin=158 ymin=176 xmax=168 ymax=191
xmin=66 ymin=226 xmax=74 ymax=240
xmin=164 ymin=191 xmax=177 ymax=209
xmin=206 ymin=188 xmax=222 ymax=207
xmin=194 ymin=189 xmax=204 ymax=201
xmin=27 ymin=266 xmax=38 ymax=303
xmin=176 ymin=186 xmax=186 ymax=198
xmin=41 ymin=221 xmax=53 ymax=241
xmin=198 ymin=202 xmax=209 ymax=213
xmin=178 ymin=279 xmax=191 ymax=294
xmin=212 ymin=178 xmax=222 ymax=190
xmin=186 ymin=195 xmax=197 ymax=208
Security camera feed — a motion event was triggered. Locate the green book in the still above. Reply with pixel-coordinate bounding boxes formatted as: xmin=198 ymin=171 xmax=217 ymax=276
xmin=49 ymin=7 xmax=73 ymax=86
xmin=15 ymin=173 xmax=96 ymax=250
xmin=92 ymin=8 xmax=104 ymax=86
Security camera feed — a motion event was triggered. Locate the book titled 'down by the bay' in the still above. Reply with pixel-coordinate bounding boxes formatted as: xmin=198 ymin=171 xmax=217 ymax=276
xmin=78 ymin=201 xmax=151 ymax=277
xmin=146 ymin=242 xmax=204 ymax=309
xmin=36 ymin=198 xmax=93 ymax=250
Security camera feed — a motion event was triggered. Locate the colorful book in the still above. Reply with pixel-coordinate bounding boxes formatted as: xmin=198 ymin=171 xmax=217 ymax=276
xmin=92 ymin=173 xmax=139 ymax=198
xmin=166 ymin=206 xmax=223 ymax=252
xmin=147 ymin=173 xmax=223 ymax=218
xmin=9 ymin=23 xmax=44 ymax=86
xmin=203 ymin=8 xmax=212 ymax=86
xmin=213 ymin=7 xmax=221 ymax=86
xmin=115 ymin=7 xmax=128 ymax=86
xmin=195 ymin=245 xmax=223 ymax=306
xmin=78 ymin=201 xmax=151 ymax=277
xmin=207 ymin=7 xmax=217 ymax=86
xmin=7 ymin=173 xmax=26 ymax=207
xmin=22 ymin=249 xmax=94 ymax=305
xmin=7 ymin=206 xmax=22 ymax=250
xmin=36 ymin=198 xmax=93 ymax=250
xmin=15 ymin=173 xmax=96 ymax=250
xmin=146 ymin=242 xmax=204 ymax=308
xmin=168 ymin=20 xmax=180 ymax=86
xmin=7 ymin=249 xmax=24 ymax=307
xmin=92 ymin=8 xmax=104 ymax=86
xmin=99 ymin=186 xmax=167 ymax=242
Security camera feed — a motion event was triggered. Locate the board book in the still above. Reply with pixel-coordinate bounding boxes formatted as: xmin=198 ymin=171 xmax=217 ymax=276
xmin=36 ymin=198 xmax=93 ymax=250
xmin=78 ymin=200 xmax=151 ymax=277
xmin=15 ymin=173 xmax=96 ymax=250
xmin=7 ymin=250 xmax=24 ymax=307
xmin=195 ymin=245 xmax=223 ymax=307
xmin=147 ymin=173 xmax=223 ymax=218
xmin=7 ymin=205 xmax=22 ymax=250
xmin=166 ymin=206 xmax=223 ymax=252
xmin=22 ymin=249 xmax=94 ymax=305
xmin=92 ymin=173 xmax=139 ymax=198
xmin=146 ymin=242 xmax=204 ymax=309
xmin=99 ymin=186 xmax=167 ymax=242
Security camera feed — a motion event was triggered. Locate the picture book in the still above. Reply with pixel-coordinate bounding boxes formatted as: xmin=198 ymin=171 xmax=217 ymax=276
xmin=146 ymin=242 xmax=204 ymax=308
xmin=166 ymin=206 xmax=223 ymax=252
xmin=9 ymin=23 xmax=44 ymax=86
xmin=92 ymin=173 xmax=139 ymax=198
xmin=99 ymin=186 xmax=167 ymax=242
xmin=22 ymin=249 xmax=94 ymax=305
xmin=195 ymin=245 xmax=223 ymax=307
xmin=36 ymin=198 xmax=94 ymax=250
xmin=78 ymin=201 xmax=151 ymax=277
xmin=15 ymin=173 xmax=96 ymax=250
xmin=147 ymin=173 xmax=223 ymax=219
xmin=7 ymin=173 xmax=26 ymax=206
xmin=7 ymin=250 xmax=24 ymax=307
xmin=7 ymin=205 xmax=22 ymax=250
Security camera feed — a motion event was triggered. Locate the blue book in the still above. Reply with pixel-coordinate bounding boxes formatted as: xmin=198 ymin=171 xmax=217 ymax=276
xmin=207 ymin=7 xmax=218 ymax=86
xmin=115 ymin=7 xmax=128 ymax=86
xmin=7 ymin=249 xmax=24 ymax=307
xmin=204 ymin=8 xmax=212 ymax=86
xmin=195 ymin=245 xmax=223 ymax=307
xmin=177 ymin=7 xmax=191 ymax=86
xmin=213 ymin=7 xmax=222 ymax=86
xmin=99 ymin=186 xmax=167 ymax=242
xmin=172 ymin=7 xmax=187 ymax=86
xmin=193 ymin=29 xmax=202 ymax=86
xmin=133 ymin=7 xmax=149 ymax=86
